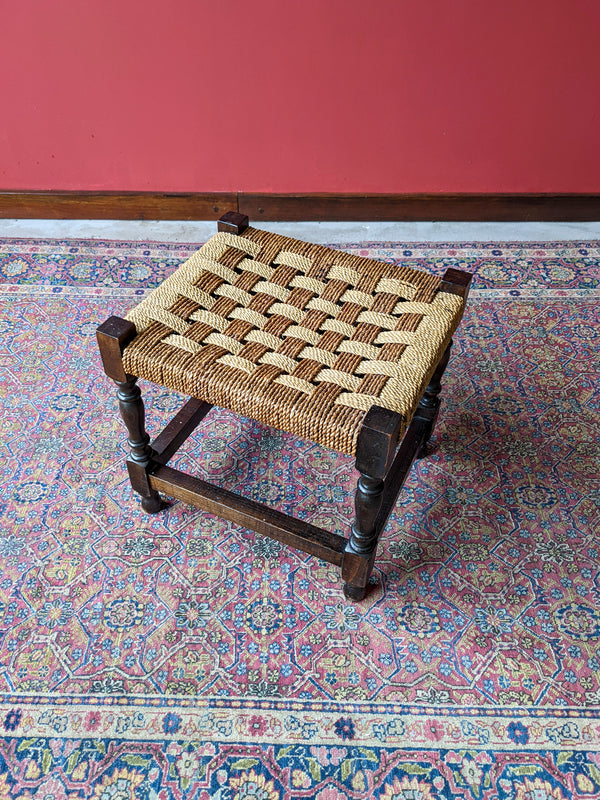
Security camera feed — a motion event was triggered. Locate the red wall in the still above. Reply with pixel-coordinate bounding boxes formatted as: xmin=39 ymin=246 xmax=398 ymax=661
xmin=1 ymin=0 xmax=599 ymax=193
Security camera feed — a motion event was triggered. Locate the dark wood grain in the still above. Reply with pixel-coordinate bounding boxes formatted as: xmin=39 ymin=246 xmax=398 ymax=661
xmin=375 ymin=416 xmax=428 ymax=533
xmin=117 ymin=379 xmax=163 ymax=513
xmin=3 ymin=192 xmax=600 ymax=221
xmin=149 ymin=464 xmax=347 ymax=565
xmin=343 ymin=405 xmax=405 ymax=600
xmin=0 ymin=192 xmax=237 ymax=220
xmin=342 ymin=410 xmax=433 ymax=599
xmin=414 ymin=342 xmax=453 ymax=458
xmin=354 ymin=405 xmax=405 ymax=478
xmin=96 ymin=316 xmax=137 ymax=383
xmin=238 ymin=193 xmax=600 ymax=221
xmin=151 ymin=398 xmax=213 ymax=464
xmin=96 ymin=315 xmax=163 ymax=512
xmin=341 ymin=551 xmax=377 ymax=601
xmin=440 ymin=267 xmax=473 ymax=301
xmin=217 ymin=211 xmax=249 ymax=234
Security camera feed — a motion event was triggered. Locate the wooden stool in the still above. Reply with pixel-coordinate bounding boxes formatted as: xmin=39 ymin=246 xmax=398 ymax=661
xmin=96 ymin=212 xmax=471 ymax=600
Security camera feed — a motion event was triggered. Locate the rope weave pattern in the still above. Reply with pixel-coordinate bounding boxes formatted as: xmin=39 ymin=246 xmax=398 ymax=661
xmin=122 ymin=227 xmax=464 ymax=454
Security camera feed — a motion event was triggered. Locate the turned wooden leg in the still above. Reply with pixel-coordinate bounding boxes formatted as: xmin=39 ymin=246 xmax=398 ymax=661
xmin=414 ymin=267 xmax=472 ymax=459
xmin=342 ymin=406 xmax=404 ymax=601
xmin=116 ymin=378 xmax=163 ymax=513
xmin=96 ymin=315 xmax=163 ymax=514
xmin=415 ymin=340 xmax=453 ymax=459
xmin=343 ymin=476 xmax=384 ymax=601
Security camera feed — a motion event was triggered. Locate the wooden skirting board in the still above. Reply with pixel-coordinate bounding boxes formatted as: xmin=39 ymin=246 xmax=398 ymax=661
xmin=1 ymin=192 xmax=600 ymax=221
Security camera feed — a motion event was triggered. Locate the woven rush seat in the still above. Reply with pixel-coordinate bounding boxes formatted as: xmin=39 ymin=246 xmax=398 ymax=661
xmin=121 ymin=225 xmax=464 ymax=455
xmin=96 ymin=212 xmax=472 ymax=600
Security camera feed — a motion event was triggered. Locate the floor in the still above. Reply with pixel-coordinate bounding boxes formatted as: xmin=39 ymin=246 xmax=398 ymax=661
xmin=2 ymin=219 xmax=600 ymax=243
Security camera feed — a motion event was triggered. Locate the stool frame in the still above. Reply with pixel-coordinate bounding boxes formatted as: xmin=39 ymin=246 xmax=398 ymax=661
xmin=97 ymin=213 xmax=471 ymax=601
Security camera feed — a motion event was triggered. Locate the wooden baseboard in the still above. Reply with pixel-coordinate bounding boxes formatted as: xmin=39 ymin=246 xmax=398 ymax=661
xmin=238 ymin=194 xmax=600 ymax=222
xmin=1 ymin=191 xmax=600 ymax=221
xmin=0 ymin=192 xmax=236 ymax=221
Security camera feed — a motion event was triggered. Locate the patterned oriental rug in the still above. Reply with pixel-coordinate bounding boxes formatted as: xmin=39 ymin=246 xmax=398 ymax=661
xmin=0 ymin=236 xmax=598 ymax=799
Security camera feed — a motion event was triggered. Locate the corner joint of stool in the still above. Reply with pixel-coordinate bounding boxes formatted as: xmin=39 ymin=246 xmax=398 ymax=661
xmin=96 ymin=315 xmax=137 ymax=383
xmin=218 ymin=211 xmax=250 ymax=234
xmin=440 ymin=267 xmax=473 ymax=301
xmin=355 ymin=405 xmax=405 ymax=479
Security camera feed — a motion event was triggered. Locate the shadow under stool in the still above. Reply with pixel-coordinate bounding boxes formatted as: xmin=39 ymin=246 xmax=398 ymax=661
xmin=96 ymin=212 xmax=472 ymax=601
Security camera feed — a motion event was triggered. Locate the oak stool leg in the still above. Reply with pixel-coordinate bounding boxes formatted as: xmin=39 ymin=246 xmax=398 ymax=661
xmin=96 ymin=315 xmax=163 ymax=514
xmin=415 ymin=340 xmax=453 ymax=458
xmin=116 ymin=378 xmax=163 ymax=513
xmin=342 ymin=407 xmax=404 ymax=601
xmin=413 ymin=266 xmax=473 ymax=460
xmin=343 ymin=475 xmax=383 ymax=601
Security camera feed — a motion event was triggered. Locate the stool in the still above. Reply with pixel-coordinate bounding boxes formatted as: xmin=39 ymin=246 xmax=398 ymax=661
xmin=96 ymin=212 xmax=471 ymax=600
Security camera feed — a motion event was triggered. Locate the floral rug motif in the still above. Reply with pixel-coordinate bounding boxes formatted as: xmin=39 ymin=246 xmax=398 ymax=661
xmin=0 ymin=236 xmax=599 ymax=798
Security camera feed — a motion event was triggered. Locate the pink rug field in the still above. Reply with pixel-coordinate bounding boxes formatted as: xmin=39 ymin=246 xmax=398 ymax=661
xmin=0 ymin=236 xmax=598 ymax=798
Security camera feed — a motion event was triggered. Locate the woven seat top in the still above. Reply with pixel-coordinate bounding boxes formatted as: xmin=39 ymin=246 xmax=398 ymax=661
xmin=122 ymin=227 xmax=464 ymax=455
